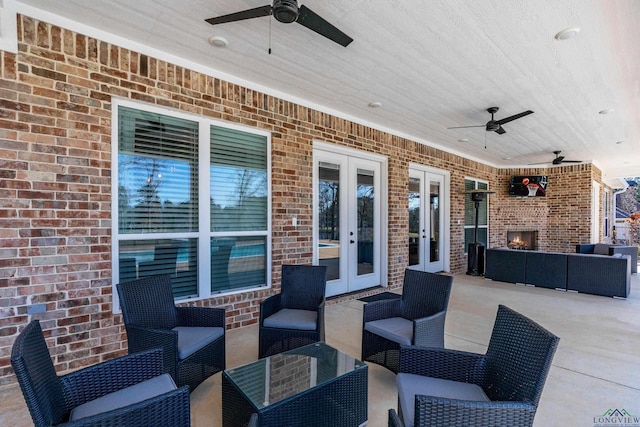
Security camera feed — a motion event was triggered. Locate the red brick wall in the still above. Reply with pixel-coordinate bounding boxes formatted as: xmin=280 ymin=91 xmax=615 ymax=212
xmin=0 ymin=14 xmax=608 ymax=386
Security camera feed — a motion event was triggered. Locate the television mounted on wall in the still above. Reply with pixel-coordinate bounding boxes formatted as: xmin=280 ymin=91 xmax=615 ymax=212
xmin=509 ymin=175 xmax=547 ymax=197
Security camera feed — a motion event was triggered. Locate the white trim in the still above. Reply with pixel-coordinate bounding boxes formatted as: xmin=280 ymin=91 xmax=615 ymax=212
xmin=0 ymin=0 xmax=18 ymax=53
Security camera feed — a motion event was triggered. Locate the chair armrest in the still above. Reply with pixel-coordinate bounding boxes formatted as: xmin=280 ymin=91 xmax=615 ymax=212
xmin=388 ymin=408 xmax=402 ymax=427
xmin=363 ymin=298 xmax=401 ymax=323
xmin=413 ymin=310 xmax=446 ymax=347
xmin=399 ymin=346 xmax=486 ymax=383
xmin=176 ymin=306 xmax=226 ymax=328
xmin=124 ymin=325 xmax=178 ymax=379
xmin=317 ymin=299 xmax=326 ymax=341
xmin=65 ymin=385 xmax=191 ymax=427
xmin=259 ymin=293 xmax=283 ymax=323
xmin=414 ymin=395 xmax=536 ymax=427
xmin=60 ymin=348 xmax=165 ymax=408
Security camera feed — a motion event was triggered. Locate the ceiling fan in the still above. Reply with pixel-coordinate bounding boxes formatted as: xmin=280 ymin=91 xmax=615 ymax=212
xmin=531 ymin=150 xmax=583 ymax=165
xmin=205 ymin=0 xmax=353 ymax=47
xmin=447 ymin=107 xmax=534 ymax=135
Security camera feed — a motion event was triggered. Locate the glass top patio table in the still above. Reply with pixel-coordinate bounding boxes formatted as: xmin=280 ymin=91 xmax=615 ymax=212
xmin=223 ymin=341 xmax=366 ymax=410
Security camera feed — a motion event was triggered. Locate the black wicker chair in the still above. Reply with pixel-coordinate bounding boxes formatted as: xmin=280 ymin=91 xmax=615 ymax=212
xmin=389 ymin=305 xmax=559 ymax=427
xmin=11 ymin=320 xmax=190 ymax=427
xmin=116 ymin=274 xmax=226 ymax=392
xmin=362 ymin=269 xmax=453 ymax=373
xmin=258 ymin=264 xmax=327 ymax=358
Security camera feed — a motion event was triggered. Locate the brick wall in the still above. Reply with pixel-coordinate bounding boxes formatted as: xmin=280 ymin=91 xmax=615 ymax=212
xmin=0 ymin=14 xmax=609 ymax=386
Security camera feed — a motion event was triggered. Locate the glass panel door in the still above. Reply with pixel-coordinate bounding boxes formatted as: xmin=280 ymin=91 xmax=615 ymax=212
xmin=315 ymin=151 xmax=381 ymax=297
xmin=408 ymin=169 xmax=445 ymax=273
xmin=348 ymin=158 xmax=380 ymax=292
xmin=356 ymin=168 xmax=375 ymax=276
xmin=427 ymin=178 xmax=443 ymax=271
xmin=318 ymin=162 xmax=342 ymax=282
xmin=408 ymin=177 xmax=421 ymax=267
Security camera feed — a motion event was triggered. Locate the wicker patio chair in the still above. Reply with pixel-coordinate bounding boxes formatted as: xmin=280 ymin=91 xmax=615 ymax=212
xmin=116 ymin=274 xmax=226 ymax=392
xmin=258 ymin=264 xmax=328 ymax=358
xmin=389 ymin=305 xmax=559 ymax=427
xmin=11 ymin=320 xmax=190 ymax=427
xmin=362 ymin=269 xmax=453 ymax=373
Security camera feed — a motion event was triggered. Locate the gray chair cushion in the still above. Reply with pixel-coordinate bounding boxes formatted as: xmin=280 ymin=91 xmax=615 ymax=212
xmin=364 ymin=317 xmax=413 ymax=345
xmin=69 ymin=373 xmax=176 ymax=421
xmin=397 ymin=373 xmax=489 ymax=427
xmin=263 ymin=308 xmax=317 ymax=330
xmin=593 ymin=243 xmax=611 ymax=255
xmin=172 ymin=326 xmax=225 ymax=360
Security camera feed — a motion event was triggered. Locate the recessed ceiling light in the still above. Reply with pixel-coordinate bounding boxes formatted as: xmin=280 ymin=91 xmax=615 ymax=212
xmin=555 ymin=27 xmax=580 ymax=40
xmin=458 ymin=138 xmax=468 ymax=142
xmin=502 ymin=157 xmax=512 ymax=160
xmin=599 ymin=108 xmax=615 ymax=115
xmin=368 ymin=102 xmax=382 ymax=108
xmin=208 ymin=36 xmax=228 ymax=48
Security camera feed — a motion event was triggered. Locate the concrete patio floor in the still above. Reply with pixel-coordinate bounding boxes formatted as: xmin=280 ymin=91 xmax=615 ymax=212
xmin=2 ymin=272 xmax=640 ymax=426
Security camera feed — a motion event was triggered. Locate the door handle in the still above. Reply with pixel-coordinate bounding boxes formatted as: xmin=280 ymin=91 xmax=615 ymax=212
xmin=350 ymin=240 xmax=355 ymax=244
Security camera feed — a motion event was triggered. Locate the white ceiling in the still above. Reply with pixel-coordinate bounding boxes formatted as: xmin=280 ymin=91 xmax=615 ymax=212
xmin=13 ymin=0 xmax=640 ymax=182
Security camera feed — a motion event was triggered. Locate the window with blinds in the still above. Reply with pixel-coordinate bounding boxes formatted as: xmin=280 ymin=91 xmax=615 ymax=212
xmin=464 ymin=178 xmax=489 ymax=252
xmin=210 ymin=126 xmax=268 ymax=231
xmin=118 ymin=107 xmax=198 ymax=233
xmin=115 ymin=104 xmax=270 ymax=301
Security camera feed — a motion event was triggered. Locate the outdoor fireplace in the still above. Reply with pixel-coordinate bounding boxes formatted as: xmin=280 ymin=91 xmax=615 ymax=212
xmin=507 ymin=230 xmax=538 ymax=250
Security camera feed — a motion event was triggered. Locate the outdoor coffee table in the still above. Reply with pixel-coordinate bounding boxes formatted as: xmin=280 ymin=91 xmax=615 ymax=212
xmin=222 ymin=341 xmax=368 ymax=427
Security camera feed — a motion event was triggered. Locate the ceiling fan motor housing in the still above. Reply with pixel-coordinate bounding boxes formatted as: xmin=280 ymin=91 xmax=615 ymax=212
xmin=485 ymin=121 xmax=500 ymax=132
xmin=273 ymin=0 xmax=299 ymax=23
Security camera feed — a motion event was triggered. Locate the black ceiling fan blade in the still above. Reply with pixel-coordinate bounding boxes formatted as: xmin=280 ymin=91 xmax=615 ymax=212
xmin=205 ymin=5 xmax=272 ymax=26
xmin=495 ymin=110 xmax=534 ymax=125
xmin=296 ymin=5 xmax=353 ymax=47
xmin=561 ymin=160 xmax=582 ymax=163
xmin=446 ymin=124 xmax=485 ymax=129
xmin=494 ymin=126 xmax=506 ymax=135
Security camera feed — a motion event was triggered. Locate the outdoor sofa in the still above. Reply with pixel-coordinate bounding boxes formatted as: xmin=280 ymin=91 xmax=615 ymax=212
xmin=485 ymin=247 xmax=631 ymax=298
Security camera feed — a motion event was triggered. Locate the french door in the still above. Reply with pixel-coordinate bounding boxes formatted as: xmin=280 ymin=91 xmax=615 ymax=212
xmin=314 ymin=149 xmax=382 ymax=297
xmin=408 ymin=167 xmax=449 ymax=273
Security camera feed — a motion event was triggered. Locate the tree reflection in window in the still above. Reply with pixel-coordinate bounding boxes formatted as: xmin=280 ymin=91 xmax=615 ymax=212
xmin=118 ymin=111 xmax=198 ymax=234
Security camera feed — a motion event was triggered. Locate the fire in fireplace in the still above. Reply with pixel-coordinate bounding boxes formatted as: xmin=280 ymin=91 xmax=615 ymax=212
xmin=507 ymin=230 xmax=538 ymax=250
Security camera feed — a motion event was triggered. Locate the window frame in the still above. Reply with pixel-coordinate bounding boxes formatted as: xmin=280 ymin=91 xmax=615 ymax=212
xmin=603 ymin=189 xmax=610 ymax=238
xmin=111 ymin=98 xmax=271 ymax=311
xmin=463 ymin=177 xmax=489 ymax=253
